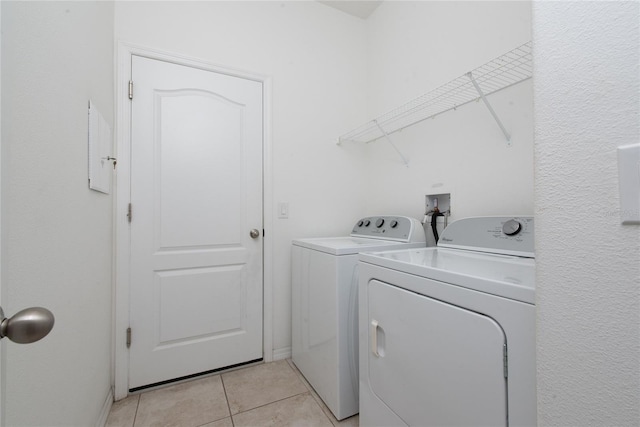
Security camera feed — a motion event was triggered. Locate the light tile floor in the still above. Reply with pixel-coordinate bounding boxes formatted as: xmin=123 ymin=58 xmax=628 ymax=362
xmin=106 ymin=359 xmax=359 ymax=427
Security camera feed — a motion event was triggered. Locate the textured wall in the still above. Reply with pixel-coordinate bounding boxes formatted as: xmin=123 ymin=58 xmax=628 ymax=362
xmin=533 ymin=2 xmax=640 ymax=425
xmin=1 ymin=2 xmax=114 ymax=425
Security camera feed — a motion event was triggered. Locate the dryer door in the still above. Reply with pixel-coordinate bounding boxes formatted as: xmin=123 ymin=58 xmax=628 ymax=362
xmin=367 ymin=279 xmax=507 ymax=426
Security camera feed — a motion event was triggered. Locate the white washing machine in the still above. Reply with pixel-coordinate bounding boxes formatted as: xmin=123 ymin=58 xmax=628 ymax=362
xmin=291 ymin=216 xmax=427 ymax=420
xmin=358 ymin=216 xmax=536 ymax=427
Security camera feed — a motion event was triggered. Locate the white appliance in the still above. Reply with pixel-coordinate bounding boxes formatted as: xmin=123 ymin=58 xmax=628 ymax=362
xmin=291 ymin=216 xmax=427 ymax=420
xmin=358 ymin=216 xmax=536 ymax=427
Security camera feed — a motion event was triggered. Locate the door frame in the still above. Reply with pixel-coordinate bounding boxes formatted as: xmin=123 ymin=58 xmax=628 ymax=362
xmin=0 ymin=4 xmax=4 ymax=424
xmin=114 ymin=42 xmax=273 ymax=400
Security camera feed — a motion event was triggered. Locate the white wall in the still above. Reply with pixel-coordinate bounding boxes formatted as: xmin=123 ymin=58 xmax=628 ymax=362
xmin=533 ymin=2 xmax=640 ymax=425
xmin=362 ymin=2 xmax=533 ymax=231
xmin=114 ymin=1 xmax=370 ymax=356
xmin=4 ymin=2 xmax=636 ymax=424
xmin=115 ymin=0 xmax=533 ymax=365
xmin=2 ymin=1 xmax=636 ymax=424
xmin=1 ymin=1 xmax=114 ymax=425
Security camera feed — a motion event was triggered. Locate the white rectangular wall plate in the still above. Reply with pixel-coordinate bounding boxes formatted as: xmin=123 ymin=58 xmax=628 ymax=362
xmin=617 ymin=143 xmax=640 ymax=224
xmin=278 ymin=202 xmax=289 ymax=219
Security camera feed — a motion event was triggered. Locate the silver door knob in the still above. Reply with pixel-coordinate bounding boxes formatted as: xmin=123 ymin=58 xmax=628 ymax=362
xmin=0 ymin=306 xmax=55 ymax=344
xmin=250 ymin=229 xmax=260 ymax=239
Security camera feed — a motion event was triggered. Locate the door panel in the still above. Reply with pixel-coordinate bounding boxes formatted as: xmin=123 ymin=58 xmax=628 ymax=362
xmin=367 ymin=280 xmax=507 ymax=427
xmin=129 ymin=55 xmax=263 ymax=389
xmin=157 ymin=266 xmax=245 ymax=344
xmin=157 ymin=90 xmax=243 ymax=249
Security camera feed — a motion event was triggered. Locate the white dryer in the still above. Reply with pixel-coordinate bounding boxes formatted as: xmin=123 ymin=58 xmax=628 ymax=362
xmin=292 ymin=216 xmax=426 ymax=420
xmin=358 ymin=216 xmax=536 ymax=427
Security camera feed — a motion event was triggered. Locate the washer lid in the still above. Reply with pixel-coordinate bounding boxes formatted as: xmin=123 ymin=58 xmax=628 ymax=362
xmin=359 ymin=247 xmax=535 ymax=304
xmin=292 ymin=236 xmax=425 ymax=256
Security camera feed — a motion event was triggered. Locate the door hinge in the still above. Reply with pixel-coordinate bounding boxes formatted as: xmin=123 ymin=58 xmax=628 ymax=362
xmin=128 ymin=80 xmax=133 ymax=100
xmin=503 ymin=343 xmax=508 ymax=379
xmin=127 ymin=203 xmax=132 ymax=223
xmin=126 ymin=327 xmax=132 ymax=348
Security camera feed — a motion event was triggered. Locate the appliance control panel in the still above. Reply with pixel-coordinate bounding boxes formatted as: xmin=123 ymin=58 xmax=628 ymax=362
xmin=350 ymin=216 xmax=426 ymax=243
xmin=437 ymin=216 xmax=534 ymax=258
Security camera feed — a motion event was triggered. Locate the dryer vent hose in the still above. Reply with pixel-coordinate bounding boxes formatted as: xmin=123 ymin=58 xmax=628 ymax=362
xmin=431 ymin=209 xmax=444 ymax=243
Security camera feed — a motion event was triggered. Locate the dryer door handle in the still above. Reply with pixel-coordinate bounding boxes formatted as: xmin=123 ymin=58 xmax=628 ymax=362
xmin=371 ymin=319 xmax=384 ymax=357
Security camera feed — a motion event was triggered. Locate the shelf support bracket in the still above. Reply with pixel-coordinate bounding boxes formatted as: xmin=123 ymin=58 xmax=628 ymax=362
xmin=374 ymin=120 xmax=409 ymax=167
xmin=467 ymin=72 xmax=512 ymax=145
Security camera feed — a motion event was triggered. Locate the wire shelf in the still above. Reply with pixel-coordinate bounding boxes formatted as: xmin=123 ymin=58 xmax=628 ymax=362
xmin=338 ymin=41 xmax=533 ymax=144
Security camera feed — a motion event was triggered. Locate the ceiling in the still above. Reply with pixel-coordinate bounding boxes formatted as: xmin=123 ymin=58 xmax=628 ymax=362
xmin=318 ymin=1 xmax=383 ymax=19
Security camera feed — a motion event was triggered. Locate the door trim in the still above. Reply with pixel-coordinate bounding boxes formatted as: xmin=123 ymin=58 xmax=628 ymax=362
xmin=0 ymin=5 xmax=4 ymax=424
xmin=114 ymin=42 xmax=273 ymax=400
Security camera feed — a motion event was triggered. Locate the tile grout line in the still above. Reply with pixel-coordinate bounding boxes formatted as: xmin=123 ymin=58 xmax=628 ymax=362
xmin=220 ymin=374 xmax=236 ymax=427
xmin=121 ymin=360 xmax=339 ymax=427
xmin=286 ymin=359 xmax=346 ymax=426
xmin=227 ymin=360 xmax=314 ymax=417
xmin=231 ymin=390 xmax=318 ymax=417
xmin=308 ymin=392 xmax=336 ymax=426
xmin=283 ymin=359 xmax=332 ymax=420
xmin=131 ymin=394 xmax=141 ymax=427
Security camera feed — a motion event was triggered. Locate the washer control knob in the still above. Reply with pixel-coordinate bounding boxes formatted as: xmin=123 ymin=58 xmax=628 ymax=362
xmin=357 ymin=220 xmax=364 ymax=227
xmin=364 ymin=220 xmax=371 ymax=227
xmin=502 ymin=219 xmax=522 ymax=236
xmin=375 ymin=218 xmax=385 ymax=228
xmin=390 ymin=220 xmax=398 ymax=228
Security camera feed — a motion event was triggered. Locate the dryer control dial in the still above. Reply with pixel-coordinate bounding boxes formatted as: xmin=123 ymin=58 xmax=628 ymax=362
xmin=502 ymin=219 xmax=522 ymax=236
xmin=375 ymin=218 xmax=385 ymax=228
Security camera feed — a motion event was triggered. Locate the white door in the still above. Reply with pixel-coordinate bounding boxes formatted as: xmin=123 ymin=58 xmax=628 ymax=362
xmin=128 ymin=55 xmax=264 ymax=389
xmin=368 ymin=280 xmax=507 ymax=426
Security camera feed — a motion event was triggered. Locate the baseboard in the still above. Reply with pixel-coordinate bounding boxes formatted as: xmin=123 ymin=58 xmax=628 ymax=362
xmin=273 ymin=346 xmax=292 ymax=361
xmin=96 ymin=387 xmax=114 ymax=427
